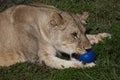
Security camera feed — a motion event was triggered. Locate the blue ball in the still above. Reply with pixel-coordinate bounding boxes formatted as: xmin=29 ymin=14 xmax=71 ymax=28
xmin=78 ymin=50 xmax=96 ymax=63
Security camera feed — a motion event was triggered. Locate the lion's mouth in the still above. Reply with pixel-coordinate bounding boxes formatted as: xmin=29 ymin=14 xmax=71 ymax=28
xmin=71 ymin=53 xmax=80 ymax=59
xmin=57 ymin=49 xmax=94 ymax=60
xmin=71 ymin=49 xmax=91 ymax=58
xmin=57 ymin=51 xmax=81 ymax=60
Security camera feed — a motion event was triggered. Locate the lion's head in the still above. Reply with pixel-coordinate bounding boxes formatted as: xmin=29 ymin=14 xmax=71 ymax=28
xmin=49 ymin=11 xmax=91 ymax=55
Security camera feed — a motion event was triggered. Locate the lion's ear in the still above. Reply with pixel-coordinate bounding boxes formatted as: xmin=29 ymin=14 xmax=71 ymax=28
xmin=77 ymin=12 xmax=89 ymax=24
xmin=50 ymin=12 xmax=64 ymax=26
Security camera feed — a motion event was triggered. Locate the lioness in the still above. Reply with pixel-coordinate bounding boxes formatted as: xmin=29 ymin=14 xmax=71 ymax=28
xmin=0 ymin=3 xmax=111 ymax=69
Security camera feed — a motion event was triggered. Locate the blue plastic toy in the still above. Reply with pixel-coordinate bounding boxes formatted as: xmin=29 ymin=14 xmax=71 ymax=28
xmin=77 ymin=50 xmax=96 ymax=63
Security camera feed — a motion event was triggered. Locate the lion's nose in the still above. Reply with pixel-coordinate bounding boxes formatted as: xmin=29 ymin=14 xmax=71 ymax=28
xmin=84 ymin=45 xmax=92 ymax=50
xmin=76 ymin=48 xmax=86 ymax=54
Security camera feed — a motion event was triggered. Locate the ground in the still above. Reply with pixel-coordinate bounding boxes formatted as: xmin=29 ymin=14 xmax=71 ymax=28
xmin=0 ymin=0 xmax=120 ymax=80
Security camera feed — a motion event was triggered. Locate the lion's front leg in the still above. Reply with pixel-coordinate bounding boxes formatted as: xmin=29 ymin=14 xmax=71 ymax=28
xmin=39 ymin=51 xmax=85 ymax=69
xmin=39 ymin=51 xmax=96 ymax=69
xmin=86 ymin=33 xmax=111 ymax=45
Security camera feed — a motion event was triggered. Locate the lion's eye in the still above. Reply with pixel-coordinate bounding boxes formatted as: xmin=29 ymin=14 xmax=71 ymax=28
xmin=71 ymin=32 xmax=78 ymax=39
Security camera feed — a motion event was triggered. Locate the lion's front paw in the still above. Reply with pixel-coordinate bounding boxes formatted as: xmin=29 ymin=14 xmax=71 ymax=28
xmin=98 ymin=33 xmax=111 ymax=39
xmin=72 ymin=61 xmax=96 ymax=68
xmin=84 ymin=62 xmax=96 ymax=68
xmin=72 ymin=61 xmax=84 ymax=68
xmin=87 ymin=33 xmax=111 ymax=44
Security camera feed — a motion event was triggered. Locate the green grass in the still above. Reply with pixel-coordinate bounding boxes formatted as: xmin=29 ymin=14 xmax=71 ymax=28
xmin=0 ymin=0 xmax=120 ymax=80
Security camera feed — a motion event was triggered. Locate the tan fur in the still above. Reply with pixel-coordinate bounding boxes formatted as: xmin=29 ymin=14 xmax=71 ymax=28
xmin=0 ymin=4 xmax=111 ymax=69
